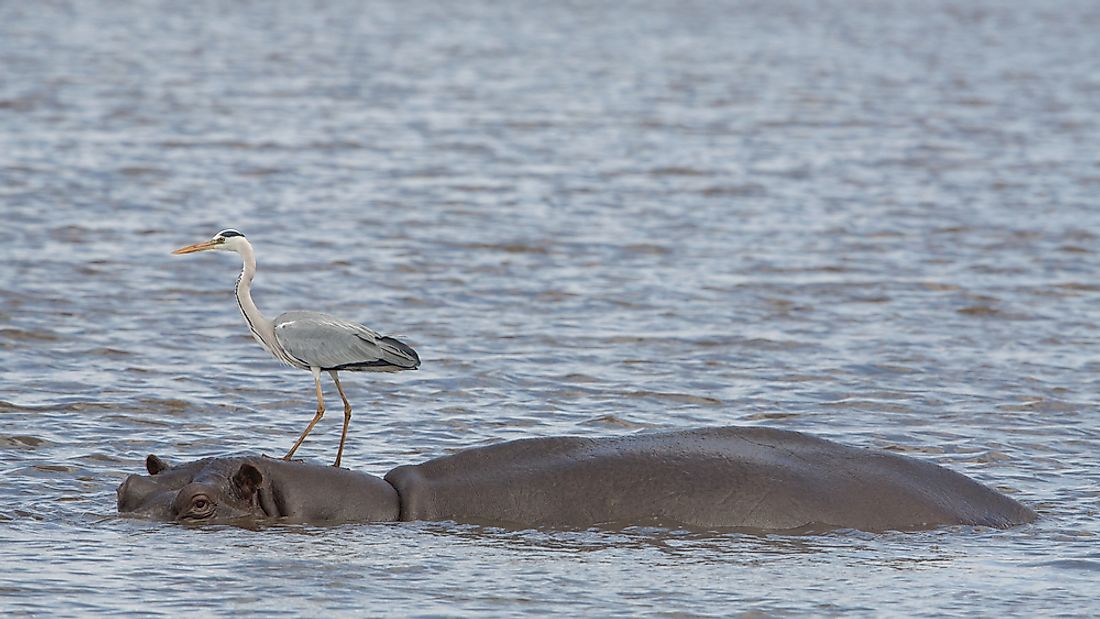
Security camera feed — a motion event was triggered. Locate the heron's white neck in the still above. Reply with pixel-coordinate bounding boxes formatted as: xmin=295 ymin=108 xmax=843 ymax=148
xmin=233 ymin=241 xmax=275 ymax=347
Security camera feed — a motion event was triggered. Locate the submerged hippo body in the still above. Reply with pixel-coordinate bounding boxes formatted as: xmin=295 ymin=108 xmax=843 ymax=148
xmin=117 ymin=426 xmax=1036 ymax=532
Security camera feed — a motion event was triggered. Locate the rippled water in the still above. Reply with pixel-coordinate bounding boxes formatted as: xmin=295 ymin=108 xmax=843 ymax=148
xmin=3 ymin=0 xmax=1099 ymax=616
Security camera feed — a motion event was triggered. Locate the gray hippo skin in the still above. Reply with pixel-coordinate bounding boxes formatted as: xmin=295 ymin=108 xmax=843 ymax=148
xmin=117 ymin=426 xmax=1037 ymax=532
xmin=117 ymin=453 xmax=399 ymax=524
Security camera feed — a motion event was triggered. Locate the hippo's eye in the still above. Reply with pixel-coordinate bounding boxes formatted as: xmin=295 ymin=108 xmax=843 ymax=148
xmin=183 ymin=494 xmax=215 ymax=520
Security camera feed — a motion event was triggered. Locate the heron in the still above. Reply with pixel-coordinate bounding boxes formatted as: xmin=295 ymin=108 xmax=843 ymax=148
xmin=172 ymin=229 xmax=420 ymax=468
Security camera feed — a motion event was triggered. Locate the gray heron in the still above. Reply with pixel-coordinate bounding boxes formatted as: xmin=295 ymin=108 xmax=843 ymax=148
xmin=172 ymin=229 xmax=420 ymax=468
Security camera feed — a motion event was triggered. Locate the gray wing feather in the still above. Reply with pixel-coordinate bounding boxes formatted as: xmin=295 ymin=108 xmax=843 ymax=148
xmin=272 ymin=311 xmax=420 ymax=371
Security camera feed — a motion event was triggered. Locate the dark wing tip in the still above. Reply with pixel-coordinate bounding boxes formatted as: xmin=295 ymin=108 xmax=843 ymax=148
xmin=380 ymin=336 xmax=420 ymax=369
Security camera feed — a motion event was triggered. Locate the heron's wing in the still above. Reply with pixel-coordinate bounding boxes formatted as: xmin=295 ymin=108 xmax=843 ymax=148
xmin=272 ymin=311 xmax=420 ymax=371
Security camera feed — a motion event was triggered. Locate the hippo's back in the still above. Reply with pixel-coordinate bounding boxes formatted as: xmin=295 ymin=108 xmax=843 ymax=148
xmin=384 ymin=426 xmax=1036 ymax=531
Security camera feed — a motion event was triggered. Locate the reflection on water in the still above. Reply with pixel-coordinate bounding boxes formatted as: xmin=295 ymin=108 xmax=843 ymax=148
xmin=2 ymin=0 xmax=1099 ymax=615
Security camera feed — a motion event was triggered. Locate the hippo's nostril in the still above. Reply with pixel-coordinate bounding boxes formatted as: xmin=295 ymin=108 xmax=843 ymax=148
xmin=117 ymin=474 xmax=160 ymax=512
xmin=117 ymin=475 xmax=136 ymax=510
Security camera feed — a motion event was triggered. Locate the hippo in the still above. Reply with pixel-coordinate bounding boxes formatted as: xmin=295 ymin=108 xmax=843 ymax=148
xmin=116 ymin=426 xmax=1037 ymax=532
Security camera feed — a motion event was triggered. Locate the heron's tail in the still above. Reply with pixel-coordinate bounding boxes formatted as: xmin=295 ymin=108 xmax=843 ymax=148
xmin=378 ymin=335 xmax=420 ymax=370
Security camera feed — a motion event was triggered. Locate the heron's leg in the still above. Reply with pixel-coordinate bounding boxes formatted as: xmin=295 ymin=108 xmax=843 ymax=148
xmin=329 ymin=370 xmax=352 ymax=468
xmin=284 ymin=367 xmax=325 ymax=461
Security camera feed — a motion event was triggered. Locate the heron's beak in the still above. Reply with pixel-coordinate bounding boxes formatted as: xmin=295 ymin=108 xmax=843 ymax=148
xmin=172 ymin=240 xmax=218 ymax=255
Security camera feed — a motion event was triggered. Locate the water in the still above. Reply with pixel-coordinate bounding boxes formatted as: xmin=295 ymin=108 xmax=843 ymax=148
xmin=2 ymin=0 xmax=1099 ymax=615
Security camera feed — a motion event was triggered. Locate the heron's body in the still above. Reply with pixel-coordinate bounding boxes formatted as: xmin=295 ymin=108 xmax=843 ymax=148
xmin=173 ymin=229 xmax=419 ymax=467
xmin=271 ymin=312 xmax=419 ymax=373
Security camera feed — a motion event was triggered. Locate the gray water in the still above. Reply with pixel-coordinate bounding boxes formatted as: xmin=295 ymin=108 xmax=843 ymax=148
xmin=2 ymin=0 xmax=1099 ymax=616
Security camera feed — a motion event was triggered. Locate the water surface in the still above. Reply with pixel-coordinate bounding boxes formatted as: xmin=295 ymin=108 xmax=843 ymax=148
xmin=2 ymin=1 xmax=1099 ymax=616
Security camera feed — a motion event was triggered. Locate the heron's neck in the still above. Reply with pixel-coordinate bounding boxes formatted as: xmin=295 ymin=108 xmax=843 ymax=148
xmin=234 ymin=242 xmax=272 ymax=338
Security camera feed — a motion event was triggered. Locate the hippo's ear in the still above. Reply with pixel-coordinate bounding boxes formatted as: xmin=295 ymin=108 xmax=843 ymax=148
xmin=146 ymin=455 xmax=171 ymax=475
xmin=231 ymin=463 xmax=264 ymax=500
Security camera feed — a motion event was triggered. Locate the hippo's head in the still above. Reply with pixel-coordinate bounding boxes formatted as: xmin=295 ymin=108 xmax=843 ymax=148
xmin=117 ymin=454 xmax=401 ymax=525
xmin=117 ymin=455 xmax=273 ymax=524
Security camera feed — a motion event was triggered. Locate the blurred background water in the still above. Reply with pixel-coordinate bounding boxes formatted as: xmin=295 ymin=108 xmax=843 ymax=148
xmin=1 ymin=0 xmax=1098 ymax=616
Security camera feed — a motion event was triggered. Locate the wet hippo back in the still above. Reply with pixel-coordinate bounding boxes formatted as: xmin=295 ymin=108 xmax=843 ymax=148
xmin=384 ymin=426 xmax=1036 ymax=531
xmin=255 ymin=457 xmax=400 ymax=523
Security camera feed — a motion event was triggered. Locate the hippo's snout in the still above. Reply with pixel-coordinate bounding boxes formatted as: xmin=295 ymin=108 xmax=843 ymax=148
xmin=117 ymin=473 xmax=163 ymax=513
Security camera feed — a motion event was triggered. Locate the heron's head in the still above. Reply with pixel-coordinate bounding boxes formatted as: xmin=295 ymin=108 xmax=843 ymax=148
xmin=172 ymin=229 xmax=249 ymax=255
